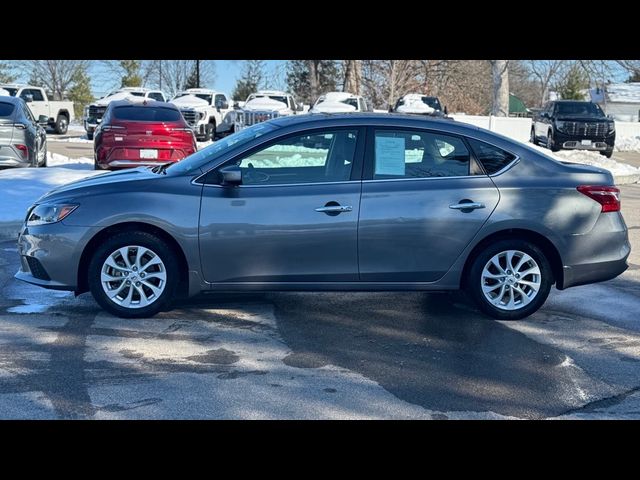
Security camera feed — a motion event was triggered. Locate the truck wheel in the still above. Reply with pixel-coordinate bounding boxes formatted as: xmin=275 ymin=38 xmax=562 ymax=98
xmin=54 ymin=114 xmax=69 ymax=135
xmin=530 ymin=127 xmax=537 ymax=145
xmin=600 ymin=148 xmax=614 ymax=158
xmin=86 ymin=131 xmax=94 ymax=141
xmin=547 ymin=130 xmax=560 ymax=152
xmin=208 ymin=121 xmax=217 ymax=141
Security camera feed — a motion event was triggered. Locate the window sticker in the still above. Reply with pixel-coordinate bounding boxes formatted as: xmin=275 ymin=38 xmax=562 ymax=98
xmin=375 ymin=136 xmax=406 ymax=175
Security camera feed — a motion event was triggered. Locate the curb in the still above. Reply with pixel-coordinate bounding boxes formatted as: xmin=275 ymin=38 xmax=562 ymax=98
xmin=0 ymin=222 xmax=21 ymax=243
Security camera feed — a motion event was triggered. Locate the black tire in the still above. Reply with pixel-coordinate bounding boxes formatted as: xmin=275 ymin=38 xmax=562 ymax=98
xmin=54 ymin=114 xmax=69 ymax=134
xmin=86 ymin=131 xmax=94 ymax=141
xmin=530 ymin=128 xmax=538 ymax=145
xmin=88 ymin=231 xmax=179 ymax=318
xmin=466 ymin=239 xmax=553 ymax=321
xmin=547 ymin=130 xmax=560 ymax=152
xmin=601 ymin=148 xmax=613 ymax=158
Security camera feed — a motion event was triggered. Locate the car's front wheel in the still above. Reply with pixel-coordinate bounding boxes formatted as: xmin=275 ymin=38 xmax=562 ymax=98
xmin=54 ymin=114 xmax=69 ymax=135
xmin=467 ymin=239 xmax=553 ymax=320
xmin=88 ymin=231 xmax=179 ymax=318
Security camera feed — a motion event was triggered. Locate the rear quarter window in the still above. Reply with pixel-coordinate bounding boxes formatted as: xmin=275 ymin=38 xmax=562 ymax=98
xmin=0 ymin=102 xmax=15 ymax=117
xmin=113 ymin=106 xmax=181 ymax=122
xmin=467 ymin=138 xmax=517 ymax=175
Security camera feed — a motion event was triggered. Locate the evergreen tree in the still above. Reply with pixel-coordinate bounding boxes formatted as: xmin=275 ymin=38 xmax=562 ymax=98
xmin=232 ymin=60 xmax=265 ymax=101
xmin=68 ymin=67 xmax=94 ymax=118
xmin=120 ymin=60 xmax=143 ymax=88
xmin=0 ymin=61 xmax=16 ymax=83
xmin=286 ymin=60 xmax=339 ymax=105
xmin=558 ymin=65 xmax=588 ymax=100
xmin=184 ymin=65 xmax=199 ymax=90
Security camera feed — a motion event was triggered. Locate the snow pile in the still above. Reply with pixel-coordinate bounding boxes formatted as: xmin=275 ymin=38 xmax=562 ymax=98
xmin=170 ymin=94 xmax=209 ymax=108
xmin=396 ymin=94 xmax=435 ymax=115
xmin=310 ymin=101 xmax=357 ymax=113
xmin=242 ymin=97 xmax=289 ymax=112
xmin=93 ymin=91 xmax=147 ymax=106
xmin=0 ymin=88 xmax=9 ymax=96
xmin=47 ymin=135 xmax=93 ymax=143
xmin=0 ymin=152 xmax=104 ymax=223
xmin=615 ymin=136 xmax=640 ymax=152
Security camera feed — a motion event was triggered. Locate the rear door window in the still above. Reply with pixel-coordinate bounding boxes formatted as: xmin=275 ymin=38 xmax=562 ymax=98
xmin=0 ymin=102 xmax=15 ymax=117
xmin=112 ymin=106 xmax=181 ymax=122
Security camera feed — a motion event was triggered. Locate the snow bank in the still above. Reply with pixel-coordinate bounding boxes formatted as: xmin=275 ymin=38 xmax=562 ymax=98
xmin=615 ymin=136 xmax=640 ymax=152
xmin=47 ymin=136 xmax=93 ymax=143
xmin=0 ymin=152 xmax=104 ymax=224
xmin=0 ymin=88 xmax=9 ymax=96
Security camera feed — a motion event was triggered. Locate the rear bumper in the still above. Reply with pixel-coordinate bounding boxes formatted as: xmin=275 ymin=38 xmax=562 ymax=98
xmin=560 ymin=212 xmax=630 ymax=289
xmin=0 ymin=146 xmax=30 ymax=167
xmin=100 ymin=159 xmax=177 ymax=169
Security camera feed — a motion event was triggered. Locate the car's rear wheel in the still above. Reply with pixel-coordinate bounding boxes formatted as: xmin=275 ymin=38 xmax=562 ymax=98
xmin=88 ymin=232 xmax=178 ymax=318
xmin=467 ymin=239 xmax=553 ymax=320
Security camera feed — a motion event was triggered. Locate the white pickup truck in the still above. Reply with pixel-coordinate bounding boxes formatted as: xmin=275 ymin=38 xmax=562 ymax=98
xmin=170 ymin=88 xmax=234 ymax=141
xmin=83 ymin=87 xmax=167 ymax=140
xmin=0 ymin=84 xmax=75 ymax=134
xmin=310 ymin=91 xmax=369 ymax=113
xmin=233 ymin=90 xmax=302 ymax=131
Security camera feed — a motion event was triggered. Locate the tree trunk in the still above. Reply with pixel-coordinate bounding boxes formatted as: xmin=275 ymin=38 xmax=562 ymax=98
xmin=307 ymin=60 xmax=320 ymax=101
xmin=490 ymin=60 xmax=509 ymax=116
xmin=343 ymin=60 xmax=361 ymax=94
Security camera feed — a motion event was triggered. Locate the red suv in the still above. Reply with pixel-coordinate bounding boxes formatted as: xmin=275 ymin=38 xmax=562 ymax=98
xmin=94 ymin=99 xmax=197 ymax=170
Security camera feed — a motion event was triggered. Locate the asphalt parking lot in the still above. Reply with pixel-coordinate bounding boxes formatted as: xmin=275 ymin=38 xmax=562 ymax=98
xmin=1 ymin=134 xmax=639 ymax=419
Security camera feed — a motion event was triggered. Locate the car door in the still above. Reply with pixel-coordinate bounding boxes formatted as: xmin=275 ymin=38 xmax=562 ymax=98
xmin=21 ymin=103 xmax=42 ymax=159
xmin=198 ymin=127 xmax=364 ymax=283
xmin=358 ymin=127 xmax=500 ymax=282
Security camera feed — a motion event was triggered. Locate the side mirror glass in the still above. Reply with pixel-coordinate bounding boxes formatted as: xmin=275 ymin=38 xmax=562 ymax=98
xmin=24 ymin=94 xmax=34 ymax=103
xmin=38 ymin=115 xmax=49 ymax=125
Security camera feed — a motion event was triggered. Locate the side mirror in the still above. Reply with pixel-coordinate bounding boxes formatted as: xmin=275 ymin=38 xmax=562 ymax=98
xmin=38 ymin=115 xmax=49 ymax=125
xmin=215 ymin=100 xmax=229 ymax=111
xmin=24 ymin=94 xmax=34 ymax=103
xmin=219 ymin=164 xmax=242 ymax=186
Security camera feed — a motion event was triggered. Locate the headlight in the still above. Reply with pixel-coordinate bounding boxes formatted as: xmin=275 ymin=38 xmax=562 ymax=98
xmin=608 ymin=122 xmax=615 ymax=133
xmin=555 ymin=121 xmax=566 ymax=132
xmin=26 ymin=203 xmax=78 ymax=226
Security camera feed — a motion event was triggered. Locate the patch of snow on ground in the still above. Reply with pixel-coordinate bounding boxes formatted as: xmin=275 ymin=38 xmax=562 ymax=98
xmin=529 ymin=143 xmax=640 ymax=177
xmin=615 ymin=136 xmax=640 ymax=152
xmin=47 ymin=135 xmax=93 ymax=143
xmin=0 ymin=152 xmax=105 ymax=223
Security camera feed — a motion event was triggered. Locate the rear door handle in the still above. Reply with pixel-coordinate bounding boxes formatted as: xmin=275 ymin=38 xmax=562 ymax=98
xmin=449 ymin=202 xmax=485 ymax=210
xmin=315 ymin=205 xmax=353 ymax=213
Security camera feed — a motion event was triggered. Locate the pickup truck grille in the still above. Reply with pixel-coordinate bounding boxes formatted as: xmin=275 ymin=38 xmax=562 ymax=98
xmin=87 ymin=105 xmax=107 ymax=121
xmin=234 ymin=111 xmax=280 ymax=131
xmin=561 ymin=121 xmax=608 ymax=137
xmin=180 ymin=109 xmax=199 ymax=127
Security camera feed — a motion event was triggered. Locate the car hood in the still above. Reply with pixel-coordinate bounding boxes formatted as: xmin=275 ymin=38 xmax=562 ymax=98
xmin=171 ymin=95 xmax=209 ymax=109
xmin=92 ymin=92 xmax=145 ymax=107
xmin=310 ymin=101 xmax=357 ymax=113
xmin=38 ymin=167 xmax=160 ymax=203
xmin=557 ymin=115 xmax=609 ymax=122
xmin=243 ymin=97 xmax=289 ymax=112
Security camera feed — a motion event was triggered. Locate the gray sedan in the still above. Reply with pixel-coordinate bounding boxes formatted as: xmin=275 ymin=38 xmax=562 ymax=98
xmin=15 ymin=114 xmax=630 ymax=320
xmin=0 ymin=95 xmax=47 ymax=168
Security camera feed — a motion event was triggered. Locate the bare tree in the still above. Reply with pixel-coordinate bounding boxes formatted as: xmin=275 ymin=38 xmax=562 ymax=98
xmin=526 ymin=60 xmax=567 ymax=106
xmin=144 ymin=60 xmax=216 ymax=97
xmin=490 ymin=60 xmax=510 ymax=116
xmin=20 ymin=60 xmax=92 ymax=100
xmin=361 ymin=60 xmax=422 ymax=110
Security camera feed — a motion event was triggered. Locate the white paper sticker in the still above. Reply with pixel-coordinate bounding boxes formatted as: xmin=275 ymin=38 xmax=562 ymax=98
xmin=375 ymin=136 xmax=406 ymax=175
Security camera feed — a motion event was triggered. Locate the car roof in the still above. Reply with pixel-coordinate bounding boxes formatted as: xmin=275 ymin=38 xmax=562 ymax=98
xmin=0 ymin=95 xmax=24 ymax=105
xmin=271 ymin=112 xmax=460 ymax=127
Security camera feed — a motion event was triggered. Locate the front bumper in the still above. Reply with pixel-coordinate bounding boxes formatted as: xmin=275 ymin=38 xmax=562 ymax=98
xmin=15 ymin=222 xmax=101 ymax=292
xmin=554 ymin=130 xmax=615 ymax=151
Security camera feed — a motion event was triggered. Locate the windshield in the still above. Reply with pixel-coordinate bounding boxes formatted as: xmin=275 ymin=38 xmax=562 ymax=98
xmin=174 ymin=93 xmax=212 ymax=104
xmin=3 ymin=88 xmax=18 ymax=96
xmin=166 ymin=121 xmax=279 ymax=175
xmin=248 ymin=94 xmax=289 ymax=106
xmin=422 ymin=97 xmax=441 ymax=110
xmin=556 ymin=102 xmax=604 ymax=116
xmin=341 ymin=98 xmax=358 ymax=108
xmin=129 ymin=92 xmax=145 ymax=97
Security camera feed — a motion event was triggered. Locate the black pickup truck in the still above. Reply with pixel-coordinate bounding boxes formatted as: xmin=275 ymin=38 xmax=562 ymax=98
xmin=530 ymin=100 xmax=615 ymax=157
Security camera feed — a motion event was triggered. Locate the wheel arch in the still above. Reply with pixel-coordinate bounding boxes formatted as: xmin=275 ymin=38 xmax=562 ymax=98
xmin=461 ymin=228 xmax=564 ymax=289
xmin=77 ymin=222 xmax=190 ymax=297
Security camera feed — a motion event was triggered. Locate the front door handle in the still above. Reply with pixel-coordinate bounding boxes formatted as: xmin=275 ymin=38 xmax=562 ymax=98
xmin=449 ymin=202 xmax=485 ymax=210
xmin=315 ymin=205 xmax=353 ymax=213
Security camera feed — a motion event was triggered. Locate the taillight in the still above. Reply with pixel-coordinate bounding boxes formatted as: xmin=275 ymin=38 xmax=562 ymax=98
xmin=102 ymin=125 xmax=126 ymax=132
xmin=577 ymin=185 xmax=621 ymax=212
xmin=15 ymin=144 xmax=28 ymax=157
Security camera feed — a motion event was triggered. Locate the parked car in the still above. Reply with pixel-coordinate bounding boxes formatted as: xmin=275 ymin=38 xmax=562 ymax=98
xmin=93 ymin=99 xmax=196 ymax=170
xmin=393 ymin=94 xmax=447 ymax=116
xmin=310 ymin=92 xmax=369 ymax=113
xmin=0 ymin=84 xmax=75 ymax=134
xmin=0 ymin=95 xmax=48 ymax=168
xmin=170 ymin=89 xmax=234 ymax=141
xmin=84 ymin=87 xmax=167 ymax=140
xmin=531 ymin=100 xmax=616 ymax=157
xmin=16 ymin=114 xmax=629 ymax=320
xmin=233 ymin=90 xmax=302 ymax=131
